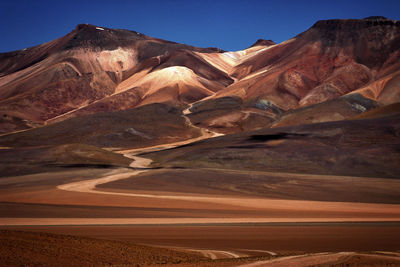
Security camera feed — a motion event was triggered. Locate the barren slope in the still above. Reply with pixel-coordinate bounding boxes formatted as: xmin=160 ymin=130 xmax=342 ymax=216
xmin=146 ymin=113 xmax=400 ymax=178
xmin=0 ymin=103 xmax=200 ymax=149
xmin=1 ymin=18 xmax=399 ymax=135
xmin=190 ymin=17 xmax=400 ymax=130
xmin=0 ymin=24 xmax=224 ymax=133
xmin=0 ymin=230 xmax=207 ymax=266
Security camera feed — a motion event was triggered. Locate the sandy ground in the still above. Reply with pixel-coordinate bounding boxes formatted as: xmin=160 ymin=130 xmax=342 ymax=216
xmin=3 ymin=217 xmax=400 ymax=226
xmin=0 ymin=229 xmax=208 ymax=266
xmin=151 ymin=245 xmax=251 ymax=259
xmin=3 ymin=224 xmax=400 ymax=257
xmin=237 ymin=252 xmax=400 ymax=267
xmin=51 ymin=151 xmax=400 ymax=222
xmin=1 ymin=154 xmax=400 ymax=224
xmin=2 ymin=136 xmax=400 ymax=261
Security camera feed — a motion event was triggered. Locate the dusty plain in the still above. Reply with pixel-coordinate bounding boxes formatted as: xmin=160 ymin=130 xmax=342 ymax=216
xmin=1 ymin=154 xmax=400 ymax=266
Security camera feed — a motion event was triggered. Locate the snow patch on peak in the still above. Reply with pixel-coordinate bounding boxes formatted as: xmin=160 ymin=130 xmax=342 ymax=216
xmin=96 ymin=27 xmax=104 ymax=31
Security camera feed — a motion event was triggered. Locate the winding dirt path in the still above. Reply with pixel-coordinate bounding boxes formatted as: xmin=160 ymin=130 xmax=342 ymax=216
xmin=192 ymin=249 xmax=244 ymax=259
xmin=181 ymin=108 xmax=224 ymax=139
xmin=53 ymin=107 xmax=400 ymax=224
xmin=3 ymin=111 xmax=400 ymax=259
xmin=237 ymin=252 xmax=400 ymax=267
xmin=146 ymin=245 xmax=248 ymax=259
xmin=53 ymin=151 xmax=400 ymax=223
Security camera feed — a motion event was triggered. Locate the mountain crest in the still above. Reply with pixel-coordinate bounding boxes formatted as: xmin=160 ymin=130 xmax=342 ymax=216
xmin=250 ymin=39 xmax=276 ymax=47
xmin=312 ymin=17 xmax=400 ymax=30
xmin=0 ymin=17 xmax=399 ymax=136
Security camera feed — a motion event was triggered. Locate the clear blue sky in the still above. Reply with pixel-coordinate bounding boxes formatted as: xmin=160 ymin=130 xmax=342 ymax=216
xmin=1 ymin=0 xmax=399 ymax=53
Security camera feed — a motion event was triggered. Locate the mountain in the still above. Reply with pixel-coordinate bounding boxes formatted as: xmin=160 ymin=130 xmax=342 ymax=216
xmin=0 ymin=24 xmax=225 ymax=133
xmin=190 ymin=17 xmax=400 ymax=132
xmin=0 ymin=17 xmax=399 ymax=147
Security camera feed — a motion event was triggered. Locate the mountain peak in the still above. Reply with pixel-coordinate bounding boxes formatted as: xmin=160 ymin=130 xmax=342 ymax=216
xmin=75 ymin=23 xmax=98 ymax=31
xmin=298 ymin=17 xmax=400 ymax=69
xmin=311 ymin=17 xmax=399 ymax=30
xmin=63 ymin=24 xmax=147 ymax=50
xmin=250 ymin=39 xmax=276 ymax=48
xmin=363 ymin=16 xmax=389 ymax=20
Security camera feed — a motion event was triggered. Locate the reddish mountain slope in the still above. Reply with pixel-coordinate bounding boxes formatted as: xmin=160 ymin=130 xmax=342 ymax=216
xmin=214 ymin=17 xmax=400 ymax=110
xmin=0 ymin=24 xmax=223 ymax=133
xmin=0 ymin=17 xmax=399 ymax=137
xmin=185 ymin=17 xmax=400 ymax=132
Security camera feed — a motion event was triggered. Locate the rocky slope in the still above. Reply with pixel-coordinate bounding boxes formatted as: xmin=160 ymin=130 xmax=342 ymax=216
xmin=0 ymin=24 xmax=225 ymax=133
xmin=0 ymin=17 xmax=399 ymax=142
xmin=191 ymin=17 xmax=400 ymax=132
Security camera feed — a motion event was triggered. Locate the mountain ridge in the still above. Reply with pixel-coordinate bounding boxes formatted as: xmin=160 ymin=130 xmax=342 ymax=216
xmin=0 ymin=17 xmax=399 ymax=138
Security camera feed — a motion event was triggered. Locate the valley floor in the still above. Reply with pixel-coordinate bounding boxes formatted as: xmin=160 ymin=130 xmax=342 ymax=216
xmin=1 ymin=138 xmax=400 ymax=266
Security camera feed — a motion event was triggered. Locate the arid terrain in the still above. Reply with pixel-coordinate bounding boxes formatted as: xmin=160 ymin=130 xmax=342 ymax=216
xmin=1 ymin=16 xmax=400 ymax=266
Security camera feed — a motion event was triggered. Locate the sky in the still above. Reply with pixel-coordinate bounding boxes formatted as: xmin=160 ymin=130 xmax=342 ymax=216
xmin=1 ymin=0 xmax=400 ymax=53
